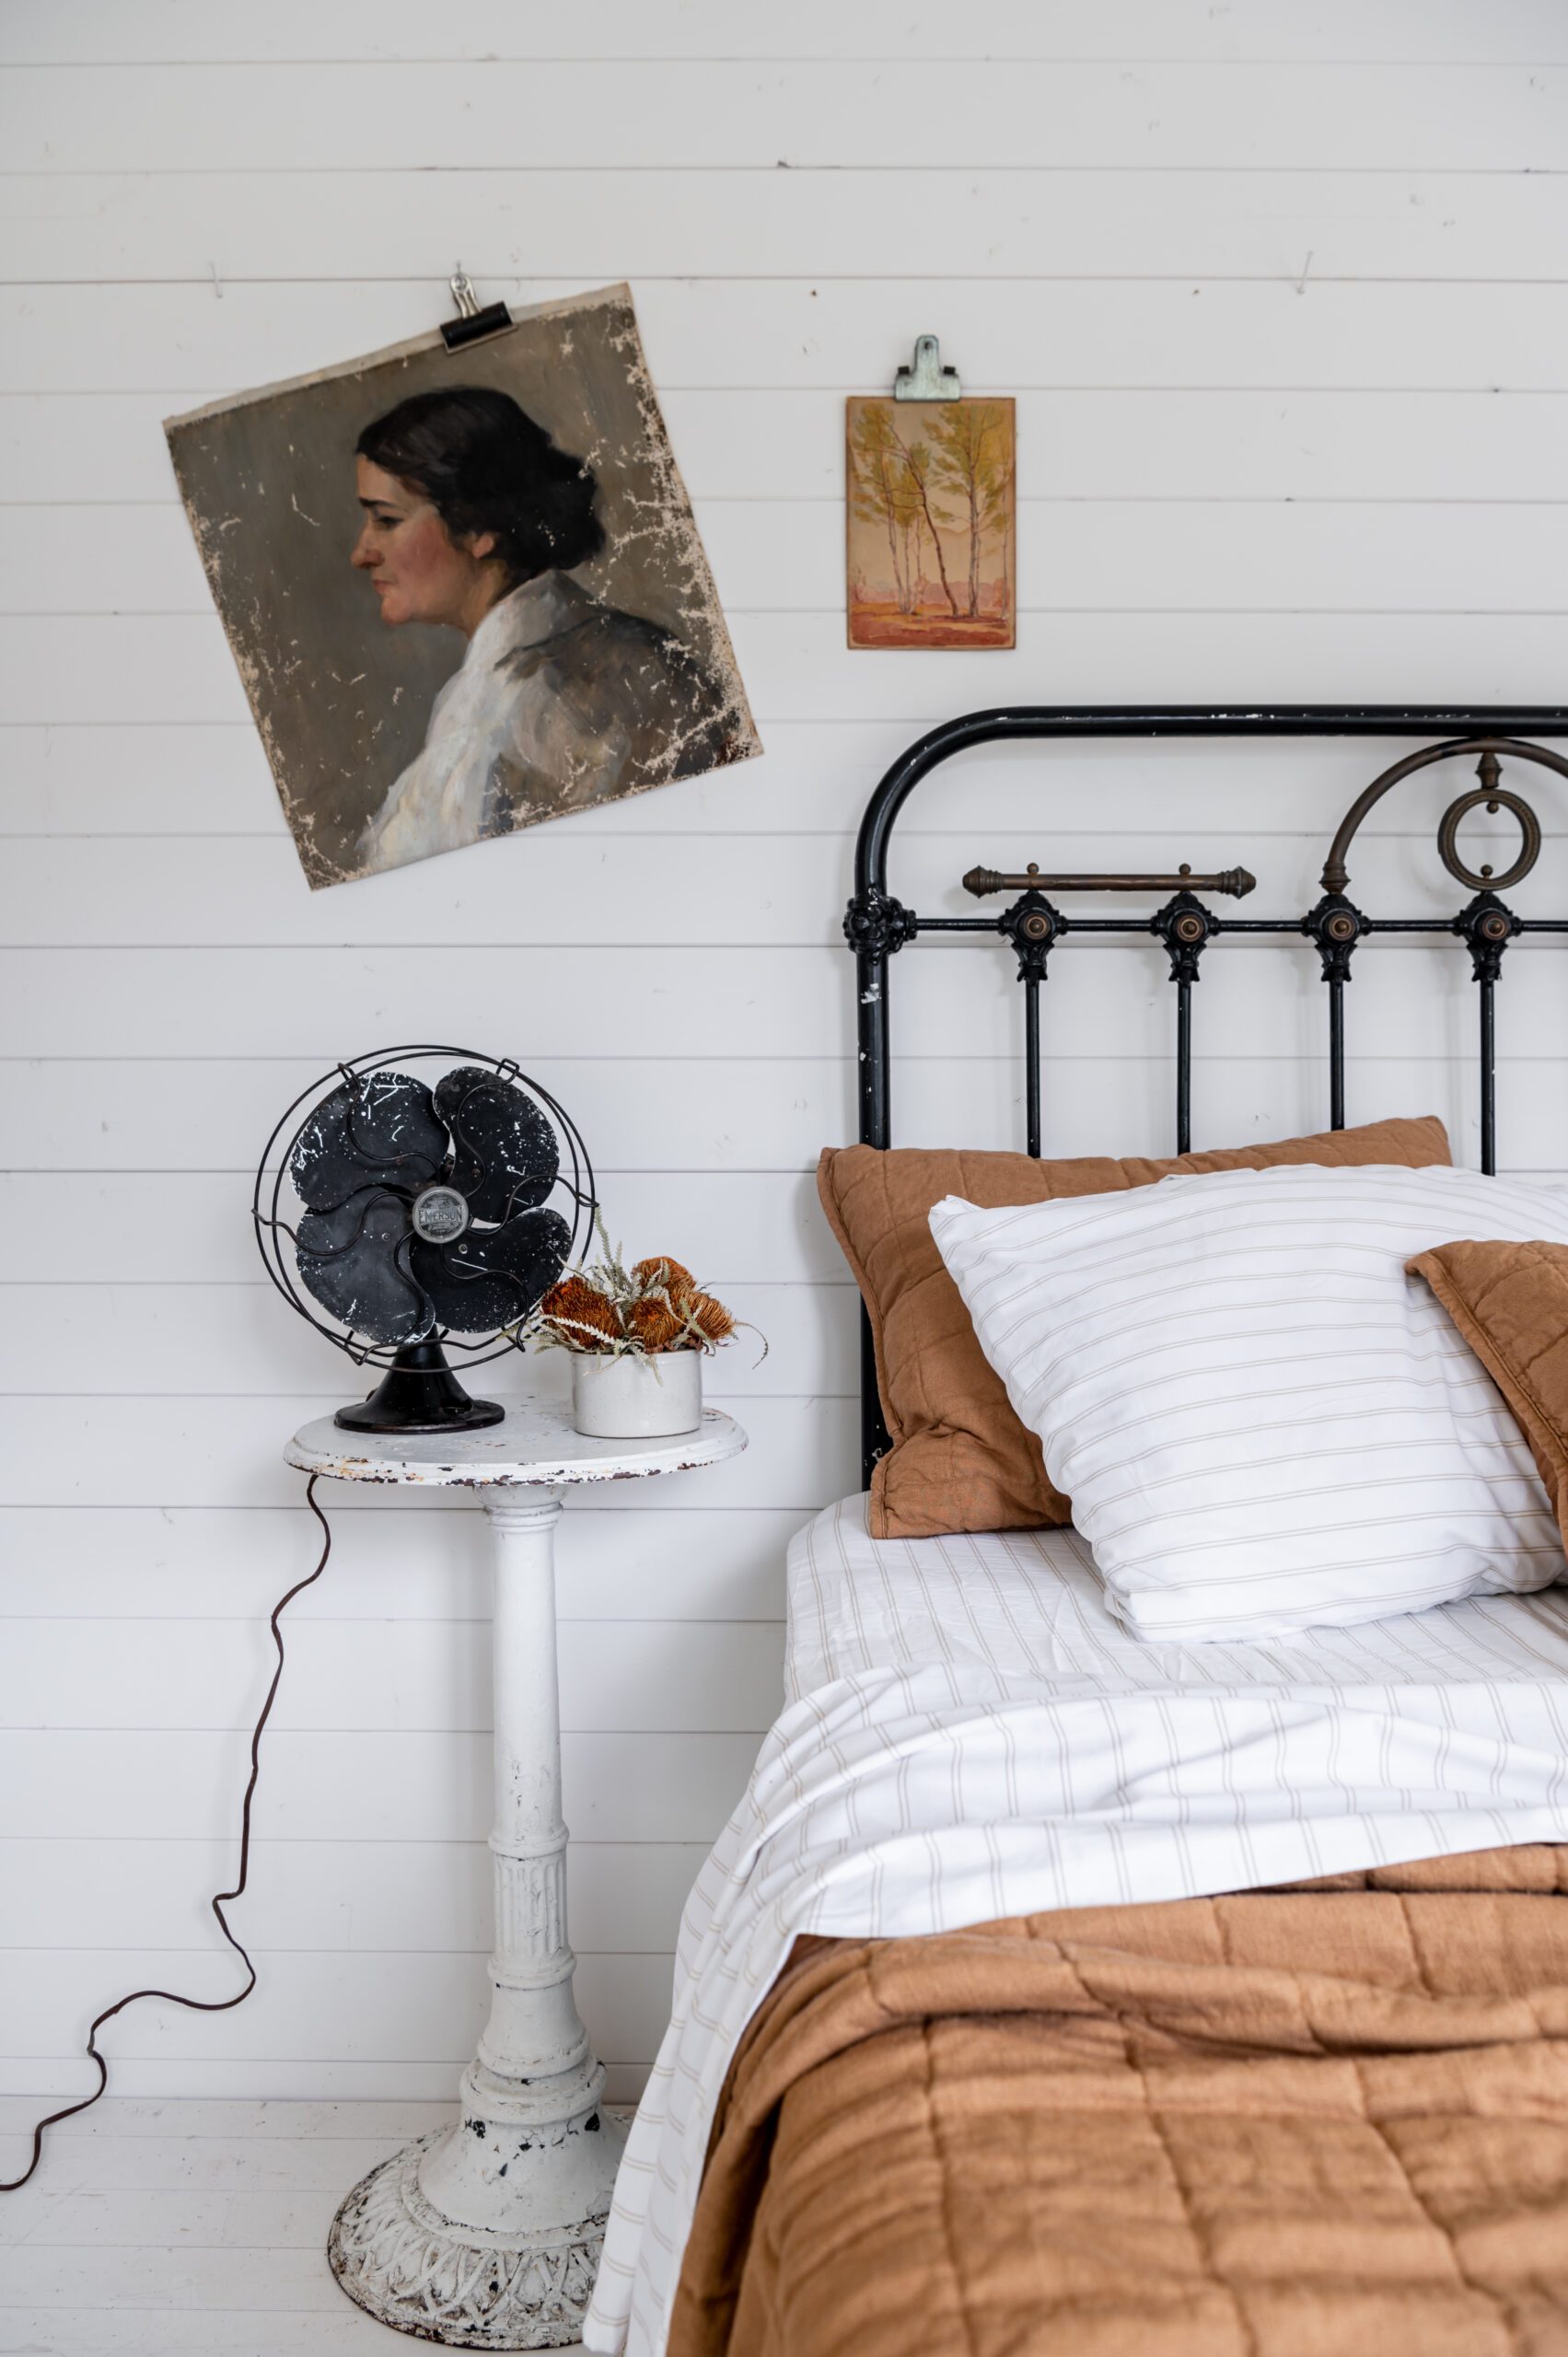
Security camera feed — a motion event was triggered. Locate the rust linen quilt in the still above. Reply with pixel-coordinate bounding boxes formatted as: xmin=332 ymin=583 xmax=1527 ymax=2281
xmin=584 ymin=1502 xmax=1568 ymax=2357
xmin=674 ymin=1847 xmax=1568 ymax=2357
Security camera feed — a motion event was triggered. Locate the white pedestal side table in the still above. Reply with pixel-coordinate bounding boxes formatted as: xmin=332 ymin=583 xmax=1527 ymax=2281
xmin=285 ymin=1393 xmax=747 ymax=2350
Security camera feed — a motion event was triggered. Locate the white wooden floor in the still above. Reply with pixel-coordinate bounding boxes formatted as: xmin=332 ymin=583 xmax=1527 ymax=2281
xmin=0 ymin=2097 xmax=628 ymax=2354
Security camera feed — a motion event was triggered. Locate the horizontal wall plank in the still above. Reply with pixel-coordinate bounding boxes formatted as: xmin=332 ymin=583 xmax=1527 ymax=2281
xmin=5 ymin=810 xmax=1566 ymax=949
xmin=0 ymin=1054 xmax=865 ymax=1170
xmin=0 ymin=1612 xmax=787 ymax=1735
xmin=0 ymin=1504 xmax=802 ymax=1624
xmin=9 ymin=722 xmax=1561 ymax=844
xmin=0 ymin=1391 xmax=859 ymax=1511
xmin=5 ymin=280 xmax=1567 ymax=399
xmin=7 ymin=1 xmax=1565 ymax=68
xmin=0 ymin=943 xmax=852 ymax=1059
xmin=5 ymin=932 xmax=1562 ymax=1098
xmin=11 ymin=496 xmax=1568 ymax=625
xmin=0 ymin=1282 xmax=853 ymax=1400
xmin=0 ymin=830 xmax=852 ymax=948
xmin=0 ymin=1837 xmax=707 ymax=1956
xmin=10 ymin=389 xmax=1568 ymax=512
xmin=0 ymin=1728 xmax=763 ymax=1843
xmin=3 ymin=1048 xmax=1561 ymax=1178
xmin=731 ymin=611 xmax=1568 ymax=716
xmin=0 ymin=2058 xmax=649 ymax=2107
xmin=9 ymin=168 xmax=1568 ymax=286
xmin=0 ymin=1945 xmax=679 ymax=2071
xmin=0 ymin=1170 xmax=842 ymax=1283
xmin=11 ymin=610 xmax=1568 ymax=731
xmin=5 ymin=63 xmax=1563 ymax=176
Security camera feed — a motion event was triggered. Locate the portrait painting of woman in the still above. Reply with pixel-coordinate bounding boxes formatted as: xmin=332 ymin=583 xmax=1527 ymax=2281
xmin=166 ymin=285 xmax=759 ymax=888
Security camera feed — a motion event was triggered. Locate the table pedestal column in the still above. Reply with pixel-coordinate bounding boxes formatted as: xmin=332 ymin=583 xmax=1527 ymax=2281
xmin=329 ymin=1493 xmax=626 ymax=2348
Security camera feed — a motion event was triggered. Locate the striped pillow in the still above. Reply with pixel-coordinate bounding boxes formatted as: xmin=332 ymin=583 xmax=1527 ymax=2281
xmin=930 ymin=1164 xmax=1568 ymax=1642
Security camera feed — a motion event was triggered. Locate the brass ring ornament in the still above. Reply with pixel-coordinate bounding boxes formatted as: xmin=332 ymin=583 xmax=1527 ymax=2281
xmin=1436 ymin=785 xmax=1541 ymax=892
xmin=1321 ymin=736 xmax=1568 ymax=895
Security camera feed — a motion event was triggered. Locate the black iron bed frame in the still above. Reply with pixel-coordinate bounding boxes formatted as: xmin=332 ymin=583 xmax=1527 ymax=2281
xmin=843 ymin=706 xmax=1568 ymax=1487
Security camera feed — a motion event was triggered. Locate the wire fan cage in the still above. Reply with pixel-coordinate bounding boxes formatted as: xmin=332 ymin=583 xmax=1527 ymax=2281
xmin=253 ymin=1044 xmax=595 ymax=1433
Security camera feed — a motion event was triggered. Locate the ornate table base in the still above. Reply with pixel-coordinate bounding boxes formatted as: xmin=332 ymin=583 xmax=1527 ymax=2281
xmin=285 ymin=1401 xmax=746 ymax=2351
xmin=328 ymin=2112 xmax=626 ymax=2349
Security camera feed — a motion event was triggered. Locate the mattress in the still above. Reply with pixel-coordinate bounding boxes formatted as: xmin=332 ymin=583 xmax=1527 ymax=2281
xmin=586 ymin=1496 xmax=1568 ymax=2357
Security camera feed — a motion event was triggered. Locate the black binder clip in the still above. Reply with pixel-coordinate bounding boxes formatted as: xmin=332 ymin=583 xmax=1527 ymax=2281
xmin=440 ymin=267 xmax=513 ymax=354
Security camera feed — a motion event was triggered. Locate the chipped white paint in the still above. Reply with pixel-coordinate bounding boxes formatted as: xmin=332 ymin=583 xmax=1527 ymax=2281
xmin=287 ymin=1396 xmax=747 ymax=2347
xmin=285 ymin=1396 xmax=745 ymax=1489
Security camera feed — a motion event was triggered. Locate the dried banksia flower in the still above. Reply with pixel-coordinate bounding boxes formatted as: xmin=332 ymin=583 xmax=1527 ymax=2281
xmin=689 ymin=1293 xmax=735 ymax=1345
xmin=628 ymin=1296 xmax=685 ymax=1352
xmin=530 ymin=1216 xmax=762 ymax=1361
xmin=538 ymin=1272 xmax=621 ymax=1347
xmin=633 ymin=1257 xmax=696 ymax=1306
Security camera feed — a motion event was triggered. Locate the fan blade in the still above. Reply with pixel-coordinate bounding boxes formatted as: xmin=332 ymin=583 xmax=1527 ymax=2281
xmin=434 ymin=1066 xmax=560 ymax=1223
xmin=412 ymin=1206 xmax=572 ymax=1334
xmin=295 ymin=1191 xmax=432 ymax=1345
xmin=289 ymin=1072 xmax=448 ymax=1213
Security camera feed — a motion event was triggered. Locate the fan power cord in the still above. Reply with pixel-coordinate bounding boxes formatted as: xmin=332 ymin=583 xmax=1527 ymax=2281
xmin=0 ymin=1475 xmax=334 ymax=2193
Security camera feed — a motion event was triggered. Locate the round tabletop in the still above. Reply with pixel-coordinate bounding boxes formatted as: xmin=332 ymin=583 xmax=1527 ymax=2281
xmin=285 ymin=1393 xmax=748 ymax=1488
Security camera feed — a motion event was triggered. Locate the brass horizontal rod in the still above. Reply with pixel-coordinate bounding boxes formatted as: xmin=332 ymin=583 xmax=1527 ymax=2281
xmin=962 ymin=863 xmax=1257 ymax=900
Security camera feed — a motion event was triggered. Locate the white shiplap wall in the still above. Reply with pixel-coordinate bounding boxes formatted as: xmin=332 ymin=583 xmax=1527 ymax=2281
xmin=3 ymin=0 xmax=1567 ymax=2119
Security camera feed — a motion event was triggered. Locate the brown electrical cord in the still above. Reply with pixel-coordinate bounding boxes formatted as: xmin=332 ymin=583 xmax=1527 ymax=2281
xmin=0 ymin=1474 xmax=333 ymax=2193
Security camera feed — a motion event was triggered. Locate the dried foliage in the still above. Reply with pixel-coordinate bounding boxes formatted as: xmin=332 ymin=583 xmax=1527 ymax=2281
xmin=534 ymin=1223 xmax=759 ymax=1361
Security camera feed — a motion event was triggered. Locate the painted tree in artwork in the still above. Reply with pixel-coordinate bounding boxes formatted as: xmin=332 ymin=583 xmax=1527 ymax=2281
xmin=848 ymin=405 xmax=924 ymax=614
xmin=925 ymin=401 xmax=1010 ymax=618
xmin=896 ymin=435 xmax=960 ymax=618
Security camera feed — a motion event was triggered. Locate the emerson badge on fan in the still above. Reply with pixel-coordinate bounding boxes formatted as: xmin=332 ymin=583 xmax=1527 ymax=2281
xmin=166 ymin=284 xmax=760 ymax=888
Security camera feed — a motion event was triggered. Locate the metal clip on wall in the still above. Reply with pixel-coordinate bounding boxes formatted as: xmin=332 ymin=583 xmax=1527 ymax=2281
xmin=440 ymin=267 xmax=514 ymax=354
xmin=893 ymin=335 xmax=961 ymax=401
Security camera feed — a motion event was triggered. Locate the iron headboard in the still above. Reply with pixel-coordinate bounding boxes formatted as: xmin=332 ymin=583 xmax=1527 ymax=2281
xmin=842 ymin=705 xmax=1568 ymax=1487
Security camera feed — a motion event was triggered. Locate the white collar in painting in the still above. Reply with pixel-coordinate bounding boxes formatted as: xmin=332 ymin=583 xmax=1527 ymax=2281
xmin=466 ymin=572 xmax=598 ymax=669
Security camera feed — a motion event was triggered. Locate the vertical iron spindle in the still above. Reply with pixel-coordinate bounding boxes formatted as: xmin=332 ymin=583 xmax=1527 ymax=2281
xmin=1329 ymin=977 xmax=1345 ymax=1131
xmin=1176 ymin=979 xmax=1191 ymax=1155
xmin=1024 ymin=974 xmax=1041 ymax=1157
xmin=1479 ymin=976 xmax=1495 ymax=1176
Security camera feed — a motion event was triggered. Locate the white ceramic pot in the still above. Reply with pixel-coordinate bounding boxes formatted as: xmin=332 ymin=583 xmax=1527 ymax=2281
xmin=571 ymin=1350 xmax=703 ymax=1439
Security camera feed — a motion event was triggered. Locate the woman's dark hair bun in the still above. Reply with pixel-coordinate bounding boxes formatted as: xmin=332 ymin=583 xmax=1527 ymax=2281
xmin=356 ymin=387 xmax=604 ymax=584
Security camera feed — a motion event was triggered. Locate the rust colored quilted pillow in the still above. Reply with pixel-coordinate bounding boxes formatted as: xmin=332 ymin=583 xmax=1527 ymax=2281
xmin=819 ymin=1115 xmax=1453 ymax=1539
xmin=1408 ymin=1237 xmax=1568 ymax=1543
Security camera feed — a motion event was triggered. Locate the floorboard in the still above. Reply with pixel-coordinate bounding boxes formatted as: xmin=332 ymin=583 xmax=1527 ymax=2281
xmin=0 ymin=2098 xmax=629 ymax=2352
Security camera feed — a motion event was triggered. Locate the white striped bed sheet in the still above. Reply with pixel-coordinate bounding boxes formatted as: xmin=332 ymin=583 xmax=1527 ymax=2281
xmin=786 ymin=1492 xmax=1568 ymax=1700
xmin=586 ymin=1493 xmax=1568 ymax=2357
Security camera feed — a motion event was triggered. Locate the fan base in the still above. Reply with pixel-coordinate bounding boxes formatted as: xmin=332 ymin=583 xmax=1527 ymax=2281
xmin=335 ymin=1341 xmax=505 ymax=1434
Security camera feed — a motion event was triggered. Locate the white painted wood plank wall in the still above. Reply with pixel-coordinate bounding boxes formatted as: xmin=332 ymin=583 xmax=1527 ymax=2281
xmin=3 ymin=0 xmax=1566 ymax=2139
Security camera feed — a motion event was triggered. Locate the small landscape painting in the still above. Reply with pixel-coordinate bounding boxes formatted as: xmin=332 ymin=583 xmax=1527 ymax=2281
xmin=846 ymin=395 xmax=1016 ymax=650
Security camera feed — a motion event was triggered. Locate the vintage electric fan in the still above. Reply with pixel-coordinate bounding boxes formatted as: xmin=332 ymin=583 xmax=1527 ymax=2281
xmin=254 ymin=1046 xmax=593 ymax=1432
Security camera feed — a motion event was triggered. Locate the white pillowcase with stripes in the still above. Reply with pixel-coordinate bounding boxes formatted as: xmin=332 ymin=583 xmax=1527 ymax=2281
xmin=930 ymin=1162 xmax=1568 ymax=1643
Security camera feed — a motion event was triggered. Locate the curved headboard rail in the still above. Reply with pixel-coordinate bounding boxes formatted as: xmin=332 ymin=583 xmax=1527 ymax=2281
xmin=843 ymin=704 xmax=1568 ymax=1486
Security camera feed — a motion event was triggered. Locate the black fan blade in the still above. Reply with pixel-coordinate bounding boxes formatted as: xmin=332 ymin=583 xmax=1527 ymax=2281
xmin=296 ymin=1190 xmax=432 ymax=1345
xmin=434 ymin=1066 xmax=560 ymax=1223
xmin=289 ymin=1072 xmax=448 ymax=1213
xmin=412 ymin=1206 xmax=572 ymax=1334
